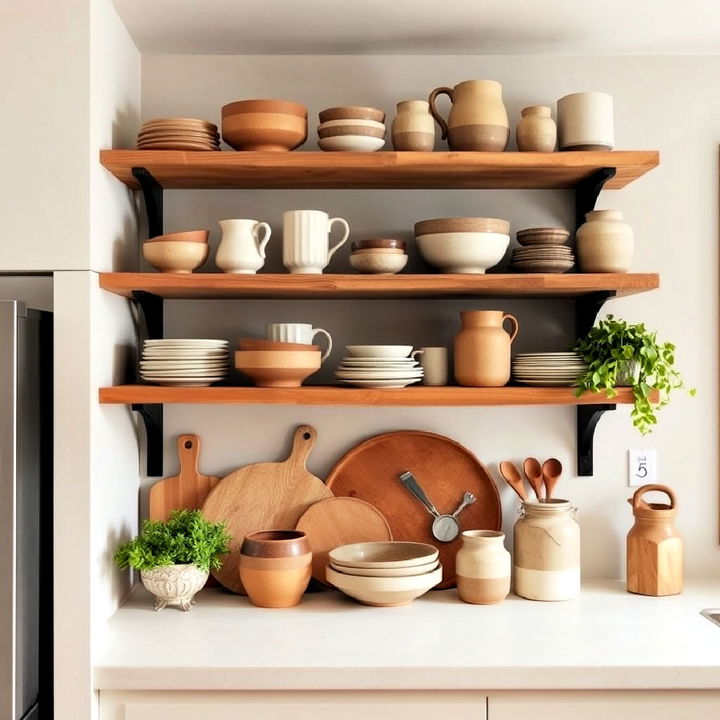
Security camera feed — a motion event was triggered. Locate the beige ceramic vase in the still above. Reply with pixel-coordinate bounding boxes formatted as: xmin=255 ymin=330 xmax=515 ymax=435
xmin=239 ymin=530 xmax=312 ymax=608
xmin=456 ymin=530 xmax=511 ymax=605
xmin=428 ymin=80 xmax=509 ymax=151
xmin=454 ymin=310 xmax=519 ymax=387
xmin=516 ymin=106 xmax=557 ymax=152
xmin=392 ymin=100 xmax=435 ymax=151
xmin=576 ymin=209 xmax=634 ymax=273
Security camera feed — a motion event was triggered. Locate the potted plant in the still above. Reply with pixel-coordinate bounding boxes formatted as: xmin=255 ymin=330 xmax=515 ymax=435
xmin=573 ymin=315 xmax=693 ymax=434
xmin=114 ymin=509 xmax=231 ymax=611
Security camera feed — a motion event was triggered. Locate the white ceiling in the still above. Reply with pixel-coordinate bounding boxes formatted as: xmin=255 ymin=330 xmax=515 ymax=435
xmin=112 ymin=0 xmax=720 ymax=55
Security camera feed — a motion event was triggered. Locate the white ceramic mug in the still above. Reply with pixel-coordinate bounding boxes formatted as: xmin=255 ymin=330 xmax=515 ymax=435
xmin=557 ymin=92 xmax=614 ymax=150
xmin=411 ymin=347 xmax=449 ymax=386
xmin=216 ymin=219 xmax=272 ymax=274
xmin=266 ymin=322 xmax=333 ymax=362
xmin=282 ymin=210 xmax=350 ymax=274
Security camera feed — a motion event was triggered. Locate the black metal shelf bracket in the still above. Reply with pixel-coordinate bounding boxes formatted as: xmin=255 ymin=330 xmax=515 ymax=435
xmin=575 ymin=290 xmax=616 ymax=338
xmin=132 ymin=403 xmax=164 ymax=477
xmin=577 ymin=404 xmax=616 ymax=476
xmin=132 ymin=167 xmax=164 ymax=239
xmin=574 ymin=167 xmax=617 ymax=229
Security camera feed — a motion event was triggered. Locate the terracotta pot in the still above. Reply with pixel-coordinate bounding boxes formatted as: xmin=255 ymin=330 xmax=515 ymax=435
xmin=140 ymin=563 xmax=209 ymax=611
xmin=576 ymin=209 xmax=634 ymax=273
xmin=221 ymin=99 xmax=308 ymax=151
xmin=239 ymin=530 xmax=312 ymax=607
xmin=391 ymin=100 xmax=435 ymax=151
xmin=516 ymin=106 xmax=557 ymax=152
xmin=454 ymin=310 xmax=519 ymax=387
xmin=456 ymin=530 xmax=510 ymax=605
xmin=428 ymin=80 xmax=509 ymax=151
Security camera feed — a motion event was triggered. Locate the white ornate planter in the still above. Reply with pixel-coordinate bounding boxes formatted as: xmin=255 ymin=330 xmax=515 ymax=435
xmin=140 ymin=563 xmax=208 ymax=611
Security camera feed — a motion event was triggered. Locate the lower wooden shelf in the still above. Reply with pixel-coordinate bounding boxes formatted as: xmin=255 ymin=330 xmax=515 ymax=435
xmin=98 ymin=385 xmax=638 ymax=407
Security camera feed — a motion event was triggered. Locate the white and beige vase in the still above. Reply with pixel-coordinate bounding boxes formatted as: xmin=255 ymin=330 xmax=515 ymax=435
xmin=140 ymin=563 xmax=209 ymax=611
xmin=456 ymin=530 xmax=511 ymax=605
xmin=391 ymin=100 xmax=435 ymax=151
xmin=576 ymin=209 xmax=634 ymax=273
xmin=516 ymin=106 xmax=557 ymax=152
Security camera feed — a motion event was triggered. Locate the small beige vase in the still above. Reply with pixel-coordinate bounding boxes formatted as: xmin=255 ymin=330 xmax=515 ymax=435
xmin=456 ymin=530 xmax=511 ymax=605
xmin=576 ymin=209 xmax=634 ymax=273
xmin=516 ymin=106 xmax=557 ymax=152
xmin=392 ymin=100 xmax=435 ymax=151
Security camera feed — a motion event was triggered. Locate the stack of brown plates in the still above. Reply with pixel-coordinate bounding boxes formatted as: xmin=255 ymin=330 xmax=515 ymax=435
xmin=137 ymin=117 xmax=220 ymax=151
xmin=512 ymin=227 xmax=574 ymax=273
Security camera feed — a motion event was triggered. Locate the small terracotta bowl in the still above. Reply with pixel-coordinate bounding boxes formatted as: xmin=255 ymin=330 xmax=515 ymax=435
xmin=319 ymin=106 xmax=386 ymax=123
xmin=352 ymin=238 xmax=407 ymax=251
xmin=238 ymin=338 xmax=319 ymax=352
xmin=143 ymin=241 xmax=209 ymax=273
xmin=146 ymin=230 xmax=209 ymax=244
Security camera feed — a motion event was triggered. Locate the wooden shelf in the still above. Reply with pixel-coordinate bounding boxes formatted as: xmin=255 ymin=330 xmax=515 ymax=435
xmin=99 ymin=385 xmax=642 ymax=407
xmin=99 ymin=273 xmax=659 ymax=300
xmin=99 ymin=150 xmax=659 ymax=190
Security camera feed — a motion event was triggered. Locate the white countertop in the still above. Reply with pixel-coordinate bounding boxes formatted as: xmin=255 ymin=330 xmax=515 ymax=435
xmin=95 ymin=581 xmax=720 ymax=691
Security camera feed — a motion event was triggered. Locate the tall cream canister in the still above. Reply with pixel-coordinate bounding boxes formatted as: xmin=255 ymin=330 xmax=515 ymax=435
xmin=392 ymin=100 xmax=435 ymax=151
xmin=456 ymin=530 xmax=511 ymax=605
xmin=514 ymin=499 xmax=580 ymax=601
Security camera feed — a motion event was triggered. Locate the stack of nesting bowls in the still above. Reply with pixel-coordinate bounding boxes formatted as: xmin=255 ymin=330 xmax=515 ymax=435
xmin=221 ymin=99 xmax=308 ymax=151
xmin=350 ymin=238 xmax=407 ymax=274
xmin=317 ymin=106 xmax=386 ymax=152
xmin=142 ymin=230 xmax=210 ymax=273
xmin=512 ymin=227 xmax=574 ymax=273
xmin=415 ymin=217 xmax=510 ymax=274
xmin=327 ymin=541 xmax=442 ymax=607
xmin=235 ymin=338 xmax=322 ymax=387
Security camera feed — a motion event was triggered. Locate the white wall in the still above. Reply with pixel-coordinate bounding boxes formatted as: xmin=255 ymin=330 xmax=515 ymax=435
xmin=139 ymin=54 xmax=720 ymax=581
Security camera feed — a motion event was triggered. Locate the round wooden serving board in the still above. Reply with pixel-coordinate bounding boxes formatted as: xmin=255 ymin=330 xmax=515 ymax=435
xmin=202 ymin=425 xmax=333 ymax=594
xmin=325 ymin=430 xmax=501 ymax=589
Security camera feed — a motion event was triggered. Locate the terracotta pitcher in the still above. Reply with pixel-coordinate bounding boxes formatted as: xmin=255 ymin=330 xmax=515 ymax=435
xmin=428 ymin=80 xmax=509 ymax=151
xmin=454 ymin=310 xmax=518 ymax=386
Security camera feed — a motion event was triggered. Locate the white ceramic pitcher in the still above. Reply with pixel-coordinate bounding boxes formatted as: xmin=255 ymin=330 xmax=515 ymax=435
xmin=282 ymin=210 xmax=350 ymax=274
xmin=216 ymin=219 xmax=272 ymax=274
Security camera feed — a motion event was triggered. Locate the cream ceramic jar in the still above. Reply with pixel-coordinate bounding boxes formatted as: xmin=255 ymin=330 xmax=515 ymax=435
xmin=576 ymin=209 xmax=634 ymax=273
xmin=456 ymin=530 xmax=511 ymax=605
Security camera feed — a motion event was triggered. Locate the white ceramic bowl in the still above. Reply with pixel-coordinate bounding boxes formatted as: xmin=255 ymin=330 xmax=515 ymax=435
xmin=143 ymin=241 xmax=209 ymax=273
xmin=415 ymin=232 xmax=509 ymax=274
xmin=318 ymin=118 xmax=386 ymax=131
xmin=326 ymin=565 xmax=442 ymax=606
xmin=329 ymin=541 xmax=439 ymax=568
xmin=318 ymin=135 xmax=385 ymax=152
xmin=345 ymin=345 xmax=413 ymax=359
xmin=350 ymin=253 xmax=407 ymax=274
xmin=329 ymin=560 xmax=439 ymax=577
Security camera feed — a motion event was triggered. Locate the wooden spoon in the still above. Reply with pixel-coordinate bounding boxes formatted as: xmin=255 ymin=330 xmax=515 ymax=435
xmin=499 ymin=461 xmax=527 ymax=501
xmin=523 ymin=457 xmax=544 ymax=500
xmin=542 ymin=458 xmax=562 ymax=500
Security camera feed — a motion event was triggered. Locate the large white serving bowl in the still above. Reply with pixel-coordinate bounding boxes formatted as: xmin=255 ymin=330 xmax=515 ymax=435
xmin=345 ymin=345 xmax=413 ymax=359
xmin=416 ymin=232 xmax=510 ymax=274
xmin=329 ymin=541 xmax=439 ymax=568
xmin=326 ymin=565 xmax=442 ymax=606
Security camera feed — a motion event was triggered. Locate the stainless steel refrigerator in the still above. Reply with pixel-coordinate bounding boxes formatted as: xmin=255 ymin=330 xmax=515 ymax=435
xmin=0 ymin=301 xmax=52 ymax=720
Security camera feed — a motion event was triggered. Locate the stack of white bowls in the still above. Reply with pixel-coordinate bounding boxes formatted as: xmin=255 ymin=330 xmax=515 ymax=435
xmin=317 ymin=106 xmax=386 ymax=152
xmin=512 ymin=352 xmax=588 ymax=386
xmin=334 ymin=345 xmax=423 ymax=388
xmin=140 ymin=339 xmax=230 ymax=387
xmin=327 ymin=541 xmax=442 ymax=607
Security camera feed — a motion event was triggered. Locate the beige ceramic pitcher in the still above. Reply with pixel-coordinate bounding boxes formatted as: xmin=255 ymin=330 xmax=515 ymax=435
xmin=428 ymin=80 xmax=509 ymax=151
xmin=454 ymin=310 xmax=518 ymax=386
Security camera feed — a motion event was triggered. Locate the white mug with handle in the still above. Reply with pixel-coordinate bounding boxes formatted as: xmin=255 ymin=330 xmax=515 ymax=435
xmin=411 ymin=346 xmax=449 ymax=386
xmin=266 ymin=322 xmax=333 ymax=362
xmin=282 ymin=210 xmax=350 ymax=274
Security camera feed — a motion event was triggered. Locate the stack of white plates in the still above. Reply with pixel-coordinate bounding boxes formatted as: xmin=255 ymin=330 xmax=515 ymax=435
xmin=334 ymin=345 xmax=423 ymax=388
xmin=512 ymin=352 xmax=588 ymax=387
xmin=140 ymin=339 xmax=230 ymax=387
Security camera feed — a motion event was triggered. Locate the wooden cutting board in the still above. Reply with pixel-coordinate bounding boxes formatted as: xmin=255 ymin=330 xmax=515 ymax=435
xmin=325 ymin=430 xmax=501 ymax=589
xmin=296 ymin=497 xmax=392 ymax=586
xmin=202 ymin=425 xmax=333 ymax=594
xmin=148 ymin=434 xmax=220 ymax=521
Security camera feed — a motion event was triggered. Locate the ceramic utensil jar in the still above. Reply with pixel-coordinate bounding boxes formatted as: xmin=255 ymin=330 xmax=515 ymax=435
xmin=516 ymin=106 xmax=557 ymax=152
xmin=239 ymin=530 xmax=312 ymax=608
xmin=411 ymin=347 xmax=449 ymax=386
xmin=454 ymin=310 xmax=518 ymax=387
xmin=576 ymin=210 xmax=634 ymax=273
xmin=391 ymin=100 xmax=435 ymax=151
xmin=627 ymin=484 xmax=683 ymax=597
xmin=428 ymin=80 xmax=509 ymax=151
xmin=456 ymin=530 xmax=511 ymax=605
xmin=514 ymin=499 xmax=580 ymax=602
xmin=557 ymin=92 xmax=614 ymax=150
xmin=283 ymin=210 xmax=350 ymax=274
xmin=216 ymin=219 xmax=272 ymax=274
xmin=266 ymin=322 xmax=333 ymax=361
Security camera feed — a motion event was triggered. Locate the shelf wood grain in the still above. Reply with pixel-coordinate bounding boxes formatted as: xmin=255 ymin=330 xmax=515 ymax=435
xmin=98 ymin=273 xmax=659 ymax=300
xmin=99 ymin=385 xmax=644 ymax=407
xmin=99 ymin=150 xmax=659 ymax=190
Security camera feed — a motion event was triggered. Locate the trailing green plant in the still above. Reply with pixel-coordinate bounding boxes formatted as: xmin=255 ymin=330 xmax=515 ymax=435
xmin=573 ymin=315 xmax=694 ymax=435
xmin=114 ymin=509 xmax=231 ymax=572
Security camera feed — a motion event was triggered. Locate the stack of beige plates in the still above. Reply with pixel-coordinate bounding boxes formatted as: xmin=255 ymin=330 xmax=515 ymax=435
xmin=317 ymin=106 xmax=386 ymax=152
xmin=136 ymin=118 xmax=220 ymax=151
xmin=512 ymin=227 xmax=574 ymax=273
xmin=334 ymin=345 xmax=423 ymax=388
xmin=512 ymin=352 xmax=588 ymax=386
xmin=140 ymin=339 xmax=230 ymax=387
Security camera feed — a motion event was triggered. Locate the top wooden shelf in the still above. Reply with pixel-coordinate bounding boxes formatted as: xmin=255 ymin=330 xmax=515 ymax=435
xmin=99 ymin=150 xmax=659 ymax=190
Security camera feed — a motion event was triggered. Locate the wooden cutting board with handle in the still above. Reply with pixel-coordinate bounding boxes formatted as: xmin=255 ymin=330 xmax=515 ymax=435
xmin=202 ymin=425 xmax=333 ymax=594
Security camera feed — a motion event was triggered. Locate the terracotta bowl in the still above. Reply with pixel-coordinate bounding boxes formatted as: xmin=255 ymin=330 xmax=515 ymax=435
xmin=234 ymin=350 xmax=322 ymax=387
xmin=143 ymin=241 xmax=209 ymax=273
xmin=222 ymin=99 xmax=308 ymax=151
xmin=326 ymin=565 xmax=442 ymax=606
xmin=352 ymin=238 xmax=406 ymax=251
xmin=329 ymin=541 xmax=439 ymax=568
xmin=237 ymin=338 xmax=319 ymax=352
xmin=319 ymin=106 xmax=386 ymax=123
xmin=146 ymin=230 xmax=209 ymax=244
xmin=351 ymin=248 xmax=405 ymax=255
xmin=414 ymin=217 xmax=510 ymax=236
